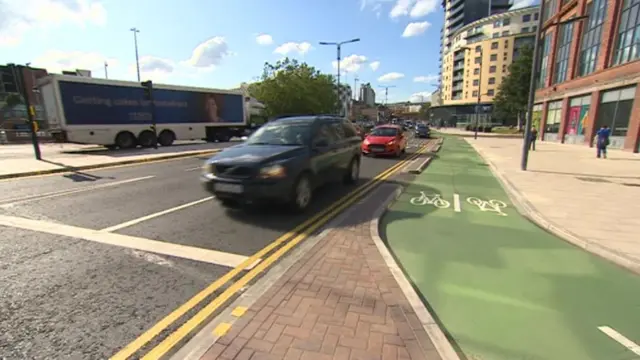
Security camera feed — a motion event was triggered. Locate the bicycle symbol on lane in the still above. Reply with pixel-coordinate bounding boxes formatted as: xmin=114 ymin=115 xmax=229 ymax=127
xmin=409 ymin=192 xmax=451 ymax=209
xmin=466 ymin=197 xmax=508 ymax=216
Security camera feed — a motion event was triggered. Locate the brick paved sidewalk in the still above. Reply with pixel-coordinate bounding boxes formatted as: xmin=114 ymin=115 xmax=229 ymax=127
xmin=200 ymin=188 xmax=442 ymax=360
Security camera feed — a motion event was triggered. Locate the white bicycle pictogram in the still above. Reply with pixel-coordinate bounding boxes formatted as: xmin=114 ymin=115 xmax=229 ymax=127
xmin=466 ymin=197 xmax=507 ymax=216
xmin=409 ymin=192 xmax=451 ymax=208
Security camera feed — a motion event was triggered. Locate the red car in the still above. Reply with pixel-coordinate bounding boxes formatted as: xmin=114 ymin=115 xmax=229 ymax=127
xmin=361 ymin=125 xmax=407 ymax=157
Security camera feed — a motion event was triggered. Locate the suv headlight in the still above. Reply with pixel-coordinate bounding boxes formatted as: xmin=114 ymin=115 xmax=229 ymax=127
xmin=259 ymin=163 xmax=286 ymax=178
xmin=202 ymin=162 xmax=213 ymax=174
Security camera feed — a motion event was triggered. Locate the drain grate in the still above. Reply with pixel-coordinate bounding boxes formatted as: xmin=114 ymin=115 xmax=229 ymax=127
xmin=576 ymin=176 xmax=612 ymax=183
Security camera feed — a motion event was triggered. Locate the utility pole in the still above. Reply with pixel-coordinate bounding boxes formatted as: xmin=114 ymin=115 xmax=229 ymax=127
xmin=319 ymin=38 xmax=361 ymax=87
xmin=104 ymin=61 xmax=109 ymax=79
xmin=353 ymin=76 xmax=359 ymax=100
xmin=130 ymin=27 xmax=141 ymax=82
xmin=10 ymin=63 xmax=41 ymax=160
xmin=378 ymin=85 xmax=396 ymax=104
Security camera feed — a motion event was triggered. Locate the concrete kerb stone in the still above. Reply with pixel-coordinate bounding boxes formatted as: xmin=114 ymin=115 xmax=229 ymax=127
xmin=0 ymin=149 xmax=220 ymax=180
xmin=404 ymin=137 xmax=444 ymax=174
xmin=465 ymin=138 xmax=640 ymax=276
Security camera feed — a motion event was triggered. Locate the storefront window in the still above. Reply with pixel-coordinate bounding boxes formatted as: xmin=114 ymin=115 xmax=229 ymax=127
xmin=532 ymin=104 xmax=543 ymax=130
xmin=612 ymin=0 xmax=640 ymax=66
xmin=537 ymin=35 xmax=552 ymax=89
xmin=578 ymin=0 xmax=606 ymax=76
xmin=545 ymin=100 xmax=562 ymax=134
xmin=595 ymin=86 xmax=636 ymax=137
xmin=567 ymin=95 xmax=591 ymax=136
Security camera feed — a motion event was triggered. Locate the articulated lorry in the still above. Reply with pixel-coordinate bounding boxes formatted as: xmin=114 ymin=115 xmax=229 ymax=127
xmin=38 ymin=75 xmax=249 ymax=148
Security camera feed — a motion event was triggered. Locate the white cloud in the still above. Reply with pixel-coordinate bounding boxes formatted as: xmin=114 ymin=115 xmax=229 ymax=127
xmin=274 ymin=41 xmax=312 ymax=56
xmin=332 ymin=54 xmax=368 ymax=73
xmin=0 ymin=0 xmax=107 ymax=46
xmin=389 ymin=0 xmax=413 ymax=18
xmin=413 ymin=74 xmax=439 ymax=83
xmin=132 ymin=56 xmax=175 ymax=81
xmin=402 ymin=21 xmax=431 ymax=37
xmin=370 ymin=61 xmax=380 ymax=71
xmin=378 ymin=72 xmax=404 ymax=82
xmin=32 ymin=50 xmax=117 ymax=74
xmin=184 ymin=37 xmax=231 ymax=69
xmin=410 ymin=0 xmax=437 ymax=18
xmin=409 ymin=91 xmax=432 ymax=103
xmin=511 ymin=0 xmax=538 ymax=9
xmin=256 ymin=34 xmax=273 ymax=45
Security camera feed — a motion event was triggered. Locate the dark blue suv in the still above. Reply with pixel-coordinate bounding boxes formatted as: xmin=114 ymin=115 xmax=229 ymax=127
xmin=201 ymin=115 xmax=362 ymax=211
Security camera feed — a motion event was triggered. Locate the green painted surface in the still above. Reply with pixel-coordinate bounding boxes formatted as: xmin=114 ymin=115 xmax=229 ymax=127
xmin=382 ymin=136 xmax=640 ymax=360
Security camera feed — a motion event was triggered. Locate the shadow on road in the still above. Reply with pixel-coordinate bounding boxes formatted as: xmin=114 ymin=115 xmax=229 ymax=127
xmin=38 ymin=159 xmax=115 ymax=182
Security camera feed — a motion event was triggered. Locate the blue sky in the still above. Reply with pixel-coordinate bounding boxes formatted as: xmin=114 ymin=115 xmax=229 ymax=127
xmin=1 ymin=0 xmax=521 ymax=103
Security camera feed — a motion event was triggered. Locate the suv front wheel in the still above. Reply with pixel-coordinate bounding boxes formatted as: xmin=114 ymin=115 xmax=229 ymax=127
xmin=289 ymin=173 xmax=313 ymax=212
xmin=343 ymin=157 xmax=360 ymax=184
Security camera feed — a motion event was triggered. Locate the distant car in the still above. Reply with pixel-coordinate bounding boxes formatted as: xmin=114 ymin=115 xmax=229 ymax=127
xmin=201 ymin=115 xmax=362 ymax=212
xmin=361 ymin=125 xmax=407 ymax=157
xmin=415 ymin=124 xmax=431 ymax=138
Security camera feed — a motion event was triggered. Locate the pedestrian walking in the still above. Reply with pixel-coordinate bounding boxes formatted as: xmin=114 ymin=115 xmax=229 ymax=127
xmin=529 ymin=127 xmax=538 ymax=151
xmin=595 ymin=125 xmax=611 ymax=159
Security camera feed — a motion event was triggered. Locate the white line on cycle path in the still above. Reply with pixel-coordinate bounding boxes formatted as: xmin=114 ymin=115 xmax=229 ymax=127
xmin=0 ymin=214 xmax=258 ymax=269
xmin=598 ymin=326 xmax=640 ymax=356
xmin=0 ymin=176 xmax=155 ymax=208
xmin=453 ymin=193 xmax=461 ymax=212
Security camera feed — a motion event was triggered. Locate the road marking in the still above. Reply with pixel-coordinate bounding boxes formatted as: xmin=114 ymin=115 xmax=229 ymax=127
xmin=100 ymin=196 xmax=214 ymax=232
xmin=0 ymin=214 xmax=255 ymax=269
xmin=466 ymin=197 xmax=507 ymax=216
xmin=184 ymin=167 xmax=201 ymax=172
xmin=409 ymin=192 xmax=451 ymax=208
xmin=453 ymin=193 xmax=461 ymax=212
xmin=598 ymin=326 xmax=640 ymax=356
xmin=0 ymin=176 xmax=155 ymax=208
xmin=133 ymin=144 xmax=432 ymax=360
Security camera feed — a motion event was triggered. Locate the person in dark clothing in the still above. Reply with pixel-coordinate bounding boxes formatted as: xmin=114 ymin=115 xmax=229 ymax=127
xmin=529 ymin=127 xmax=538 ymax=151
xmin=595 ymin=125 xmax=611 ymax=159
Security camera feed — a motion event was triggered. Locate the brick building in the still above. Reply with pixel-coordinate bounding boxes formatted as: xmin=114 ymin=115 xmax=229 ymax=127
xmin=534 ymin=0 xmax=640 ymax=152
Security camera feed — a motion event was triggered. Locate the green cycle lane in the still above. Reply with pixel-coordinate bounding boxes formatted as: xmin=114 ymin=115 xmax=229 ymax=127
xmin=382 ymin=136 xmax=640 ymax=360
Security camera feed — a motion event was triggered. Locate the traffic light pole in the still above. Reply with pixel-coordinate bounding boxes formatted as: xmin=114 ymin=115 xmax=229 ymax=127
xmin=15 ymin=64 xmax=42 ymax=160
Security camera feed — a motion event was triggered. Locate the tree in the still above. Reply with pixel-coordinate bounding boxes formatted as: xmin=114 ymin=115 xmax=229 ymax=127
xmin=419 ymin=102 xmax=431 ymax=120
xmin=4 ymin=94 xmax=23 ymax=108
xmin=493 ymin=45 xmax=533 ymax=129
xmin=247 ymin=58 xmax=339 ymax=119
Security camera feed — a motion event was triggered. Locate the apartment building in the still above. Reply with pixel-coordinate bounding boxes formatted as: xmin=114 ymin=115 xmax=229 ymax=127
xmin=359 ymin=83 xmax=376 ymax=107
xmin=534 ymin=0 xmax=640 ymax=152
xmin=434 ymin=6 xmax=540 ymax=125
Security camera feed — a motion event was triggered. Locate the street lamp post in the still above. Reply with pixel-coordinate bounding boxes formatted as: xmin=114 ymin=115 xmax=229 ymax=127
xmin=521 ymin=11 xmax=589 ymax=170
xmin=319 ymin=38 xmax=361 ymax=86
xmin=130 ymin=27 xmax=141 ymax=82
xmin=462 ymin=46 xmax=482 ymax=139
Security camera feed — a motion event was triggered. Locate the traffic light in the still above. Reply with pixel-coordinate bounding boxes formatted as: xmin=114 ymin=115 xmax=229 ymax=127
xmin=141 ymin=80 xmax=153 ymax=100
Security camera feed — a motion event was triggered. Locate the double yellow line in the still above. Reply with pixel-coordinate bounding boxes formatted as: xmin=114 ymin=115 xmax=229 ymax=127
xmin=111 ymin=144 xmax=432 ymax=360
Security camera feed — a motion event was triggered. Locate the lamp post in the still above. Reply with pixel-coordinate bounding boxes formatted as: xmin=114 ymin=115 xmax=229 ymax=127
xmin=9 ymin=63 xmax=41 ymax=160
xmin=319 ymin=38 xmax=361 ymax=86
xmin=461 ymin=46 xmax=482 ymax=139
xmin=521 ymin=11 xmax=589 ymax=170
xmin=130 ymin=27 xmax=141 ymax=82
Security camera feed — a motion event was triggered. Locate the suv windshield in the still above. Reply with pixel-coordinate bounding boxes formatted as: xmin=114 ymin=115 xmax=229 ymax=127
xmin=246 ymin=122 xmax=311 ymax=146
xmin=370 ymin=127 xmax=399 ymax=137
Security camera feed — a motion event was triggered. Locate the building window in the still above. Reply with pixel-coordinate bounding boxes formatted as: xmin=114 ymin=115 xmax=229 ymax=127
xmin=536 ymin=35 xmax=550 ymax=88
xmin=488 ymin=77 xmax=496 ymax=84
xmin=595 ymin=86 xmax=637 ymax=137
xmin=613 ymin=0 xmax=640 ymax=66
xmin=489 ymin=65 xmax=497 ymax=73
xmin=487 ymin=89 xmax=495 ymax=96
xmin=523 ymin=14 xmax=532 ymax=22
xmin=578 ymin=0 xmax=606 ymax=76
xmin=522 ymin=27 xmax=530 ymax=33
xmin=534 ymin=12 xmax=539 ymax=21
xmin=502 ymin=30 xmax=510 ymax=36
xmin=491 ymin=42 xmax=499 ymax=49
xmin=532 ymin=103 xmax=543 ymax=129
xmin=475 ymin=45 xmax=482 ymax=52
xmin=543 ymin=0 xmax=557 ymax=23
xmin=490 ymin=54 xmax=497 ymax=61
xmin=494 ymin=20 xmax=502 ymax=28
xmin=472 ymin=90 xmax=479 ymax=97
xmin=474 ymin=68 xmax=480 ymax=75
xmin=504 ymin=18 xmax=511 ymax=26
xmin=553 ymin=21 xmax=574 ymax=84
xmin=473 ymin=79 xmax=479 ymax=86
xmin=475 ymin=57 xmax=482 ymax=64
xmin=566 ymin=95 xmax=591 ymax=136
xmin=545 ymin=100 xmax=563 ymax=134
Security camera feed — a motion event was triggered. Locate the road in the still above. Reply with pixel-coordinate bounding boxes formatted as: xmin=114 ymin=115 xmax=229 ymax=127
xmin=0 ymin=136 xmax=429 ymax=359
xmin=383 ymin=136 xmax=640 ymax=360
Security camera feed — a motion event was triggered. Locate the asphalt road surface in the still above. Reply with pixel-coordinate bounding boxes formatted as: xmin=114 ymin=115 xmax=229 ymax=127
xmin=0 ymin=136 xmax=430 ymax=359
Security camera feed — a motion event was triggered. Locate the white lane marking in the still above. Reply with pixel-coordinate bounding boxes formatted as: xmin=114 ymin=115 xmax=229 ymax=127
xmin=184 ymin=167 xmax=201 ymax=172
xmin=598 ymin=326 xmax=640 ymax=356
xmin=100 ymin=196 xmax=214 ymax=232
xmin=0 ymin=176 xmax=155 ymax=208
xmin=453 ymin=193 xmax=461 ymax=212
xmin=0 ymin=214 xmax=259 ymax=269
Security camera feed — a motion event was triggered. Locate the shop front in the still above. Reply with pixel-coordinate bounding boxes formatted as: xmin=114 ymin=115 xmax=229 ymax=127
xmin=593 ymin=86 xmax=636 ymax=149
xmin=543 ymin=100 xmax=562 ymax=141
xmin=564 ymin=94 xmax=591 ymax=145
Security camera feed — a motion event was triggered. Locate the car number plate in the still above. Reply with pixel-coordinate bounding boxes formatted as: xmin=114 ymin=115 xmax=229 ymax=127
xmin=371 ymin=147 xmax=385 ymax=152
xmin=214 ymin=183 xmax=243 ymax=194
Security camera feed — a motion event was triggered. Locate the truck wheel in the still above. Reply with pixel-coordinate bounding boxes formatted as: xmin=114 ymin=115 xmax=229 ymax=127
xmin=158 ymin=130 xmax=175 ymax=146
xmin=138 ymin=130 xmax=157 ymax=148
xmin=115 ymin=131 xmax=136 ymax=149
